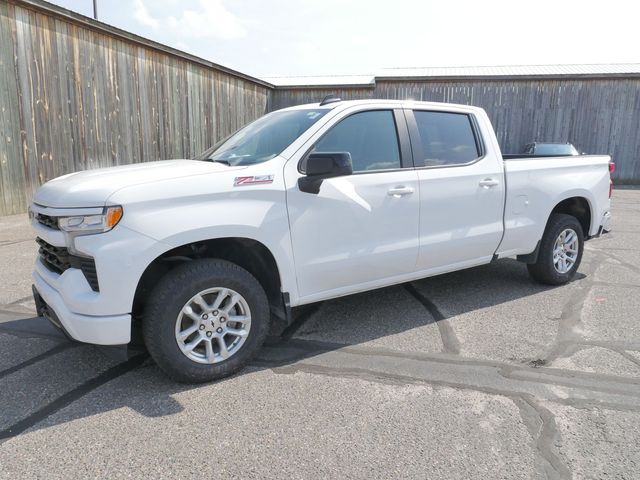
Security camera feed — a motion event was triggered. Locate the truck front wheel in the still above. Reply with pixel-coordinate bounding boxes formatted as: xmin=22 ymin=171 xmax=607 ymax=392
xmin=527 ymin=213 xmax=584 ymax=285
xmin=143 ymin=259 xmax=270 ymax=383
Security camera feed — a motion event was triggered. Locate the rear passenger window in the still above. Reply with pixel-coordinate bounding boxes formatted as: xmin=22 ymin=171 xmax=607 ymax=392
xmin=413 ymin=111 xmax=480 ymax=167
xmin=311 ymin=110 xmax=401 ymax=172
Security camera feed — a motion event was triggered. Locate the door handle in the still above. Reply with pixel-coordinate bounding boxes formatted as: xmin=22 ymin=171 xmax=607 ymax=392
xmin=479 ymin=178 xmax=499 ymax=188
xmin=387 ymin=186 xmax=414 ymax=197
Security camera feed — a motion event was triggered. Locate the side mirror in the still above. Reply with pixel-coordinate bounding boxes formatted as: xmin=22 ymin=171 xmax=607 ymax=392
xmin=298 ymin=152 xmax=353 ymax=194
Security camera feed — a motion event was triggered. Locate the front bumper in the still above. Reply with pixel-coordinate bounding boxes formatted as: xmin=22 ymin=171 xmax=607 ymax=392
xmin=33 ymin=275 xmax=131 ymax=345
xmin=29 ymin=204 xmax=170 ymax=345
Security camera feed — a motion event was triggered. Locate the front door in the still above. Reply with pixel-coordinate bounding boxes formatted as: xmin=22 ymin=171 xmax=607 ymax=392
xmin=286 ymin=108 xmax=420 ymax=301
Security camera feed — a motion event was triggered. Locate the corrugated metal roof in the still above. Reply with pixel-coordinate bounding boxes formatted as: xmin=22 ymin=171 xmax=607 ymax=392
xmin=380 ymin=63 xmax=640 ymax=78
xmin=266 ymin=64 xmax=640 ymax=86
xmin=263 ymin=74 xmax=375 ymax=87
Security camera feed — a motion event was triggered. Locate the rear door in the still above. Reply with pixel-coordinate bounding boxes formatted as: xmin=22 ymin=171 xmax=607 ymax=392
xmin=285 ymin=107 xmax=420 ymax=301
xmin=406 ymin=108 xmax=505 ymax=271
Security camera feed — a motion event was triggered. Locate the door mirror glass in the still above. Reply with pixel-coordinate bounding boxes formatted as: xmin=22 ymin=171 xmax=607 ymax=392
xmin=306 ymin=152 xmax=353 ymax=177
xmin=299 ymin=152 xmax=353 ymax=194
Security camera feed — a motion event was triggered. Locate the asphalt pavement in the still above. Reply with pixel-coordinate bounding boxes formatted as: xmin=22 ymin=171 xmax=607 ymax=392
xmin=0 ymin=190 xmax=639 ymax=479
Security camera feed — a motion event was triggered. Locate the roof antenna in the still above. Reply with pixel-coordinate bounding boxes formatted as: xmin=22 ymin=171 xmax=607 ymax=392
xmin=319 ymin=94 xmax=341 ymax=106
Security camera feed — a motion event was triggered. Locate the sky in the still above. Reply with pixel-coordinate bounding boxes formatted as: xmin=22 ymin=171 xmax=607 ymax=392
xmin=47 ymin=0 xmax=639 ymax=79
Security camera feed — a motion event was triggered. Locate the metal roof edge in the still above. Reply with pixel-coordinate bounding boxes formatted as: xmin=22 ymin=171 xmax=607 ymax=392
xmin=272 ymin=83 xmax=376 ymax=90
xmin=377 ymin=73 xmax=640 ymax=82
xmin=269 ymin=71 xmax=640 ymax=89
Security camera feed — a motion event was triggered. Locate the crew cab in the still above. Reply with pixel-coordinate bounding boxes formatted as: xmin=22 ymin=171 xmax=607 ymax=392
xmin=29 ymin=99 xmax=613 ymax=382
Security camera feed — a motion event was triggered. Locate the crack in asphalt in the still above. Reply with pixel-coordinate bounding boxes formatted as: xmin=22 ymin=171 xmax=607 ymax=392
xmin=617 ymin=350 xmax=640 ymax=369
xmin=255 ymin=343 xmax=640 ymax=427
xmin=263 ymin=360 xmax=572 ymax=478
xmin=547 ymin=340 xmax=640 ymax=376
xmin=403 ymin=283 xmax=462 ymax=354
xmin=556 ymin=338 xmax=640 ymax=352
xmin=254 ymin=353 xmax=640 ymax=416
xmin=259 ymin=264 xmax=640 ymax=480
xmin=544 ymin=252 xmax=603 ymax=364
xmin=263 ymin=337 xmax=640 ymax=389
xmin=538 ymin=244 xmax=640 ymax=376
xmin=515 ymin=396 xmax=572 ymax=479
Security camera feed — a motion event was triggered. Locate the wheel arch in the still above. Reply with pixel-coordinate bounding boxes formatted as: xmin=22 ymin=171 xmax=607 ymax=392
xmin=549 ymin=195 xmax=592 ymax=237
xmin=132 ymin=237 xmax=292 ymax=337
xmin=517 ymin=194 xmax=593 ymax=264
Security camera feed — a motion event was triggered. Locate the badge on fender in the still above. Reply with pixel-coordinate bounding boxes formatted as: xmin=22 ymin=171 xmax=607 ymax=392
xmin=233 ymin=175 xmax=274 ymax=186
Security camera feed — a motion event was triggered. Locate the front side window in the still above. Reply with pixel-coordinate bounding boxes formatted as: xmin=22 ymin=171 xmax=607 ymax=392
xmin=198 ymin=109 xmax=329 ymax=166
xmin=413 ymin=111 xmax=480 ymax=167
xmin=309 ymin=110 xmax=401 ymax=172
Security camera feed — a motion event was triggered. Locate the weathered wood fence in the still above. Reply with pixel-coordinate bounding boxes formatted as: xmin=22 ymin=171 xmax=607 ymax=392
xmin=1 ymin=0 xmax=639 ymax=216
xmin=0 ymin=0 xmax=271 ymax=215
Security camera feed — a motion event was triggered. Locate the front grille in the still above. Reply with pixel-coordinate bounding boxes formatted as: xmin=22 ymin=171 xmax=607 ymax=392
xmin=37 ymin=237 xmax=70 ymax=273
xmin=36 ymin=237 xmax=100 ymax=291
xmin=36 ymin=213 xmax=59 ymax=230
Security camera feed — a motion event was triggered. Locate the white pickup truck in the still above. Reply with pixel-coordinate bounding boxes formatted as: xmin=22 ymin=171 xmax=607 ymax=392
xmin=29 ymin=99 xmax=613 ymax=382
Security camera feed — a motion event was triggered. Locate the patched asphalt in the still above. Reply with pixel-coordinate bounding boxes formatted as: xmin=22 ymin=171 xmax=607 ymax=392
xmin=0 ymin=189 xmax=639 ymax=479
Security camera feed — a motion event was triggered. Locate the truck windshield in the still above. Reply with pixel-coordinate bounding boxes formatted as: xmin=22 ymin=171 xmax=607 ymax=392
xmin=198 ymin=109 xmax=329 ymax=166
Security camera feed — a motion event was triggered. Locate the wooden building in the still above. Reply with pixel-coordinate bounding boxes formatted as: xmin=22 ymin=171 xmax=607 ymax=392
xmin=1 ymin=0 xmax=638 ymax=215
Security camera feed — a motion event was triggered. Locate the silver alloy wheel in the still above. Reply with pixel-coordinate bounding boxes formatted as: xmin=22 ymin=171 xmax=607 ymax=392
xmin=174 ymin=287 xmax=251 ymax=364
xmin=553 ymin=228 xmax=579 ymax=274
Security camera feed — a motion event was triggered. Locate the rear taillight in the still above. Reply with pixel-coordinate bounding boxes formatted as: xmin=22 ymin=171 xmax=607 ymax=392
xmin=609 ymin=161 xmax=615 ymax=198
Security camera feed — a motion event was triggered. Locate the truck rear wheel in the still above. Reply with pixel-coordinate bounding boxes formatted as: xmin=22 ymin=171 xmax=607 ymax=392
xmin=527 ymin=213 xmax=584 ymax=285
xmin=143 ymin=259 xmax=270 ymax=383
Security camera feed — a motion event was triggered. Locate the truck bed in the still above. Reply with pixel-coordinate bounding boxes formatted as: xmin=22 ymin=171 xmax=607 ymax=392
xmin=496 ymin=154 xmax=612 ymax=259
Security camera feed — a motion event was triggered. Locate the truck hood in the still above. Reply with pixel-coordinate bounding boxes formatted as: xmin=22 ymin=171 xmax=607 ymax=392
xmin=33 ymin=160 xmax=244 ymax=208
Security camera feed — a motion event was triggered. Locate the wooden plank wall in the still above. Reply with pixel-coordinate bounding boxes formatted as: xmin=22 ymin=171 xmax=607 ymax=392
xmin=0 ymin=1 xmax=27 ymax=214
xmin=272 ymin=78 xmax=640 ymax=183
xmin=0 ymin=1 xmax=270 ymax=215
xmin=269 ymin=86 xmax=374 ymax=111
xmin=377 ymin=79 xmax=640 ymax=182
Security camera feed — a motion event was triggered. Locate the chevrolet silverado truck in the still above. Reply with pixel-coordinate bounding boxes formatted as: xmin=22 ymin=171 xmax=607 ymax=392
xmin=29 ymin=99 xmax=613 ymax=383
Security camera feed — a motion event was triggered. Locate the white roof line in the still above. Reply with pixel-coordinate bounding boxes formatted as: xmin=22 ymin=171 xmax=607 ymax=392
xmin=265 ymin=63 xmax=640 ymax=87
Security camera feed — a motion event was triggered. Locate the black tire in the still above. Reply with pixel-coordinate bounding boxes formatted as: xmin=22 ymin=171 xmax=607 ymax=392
xmin=527 ymin=213 xmax=584 ymax=285
xmin=143 ymin=259 xmax=270 ymax=383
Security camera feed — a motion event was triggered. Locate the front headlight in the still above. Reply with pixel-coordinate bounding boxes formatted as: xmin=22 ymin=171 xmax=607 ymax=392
xmin=58 ymin=206 xmax=123 ymax=234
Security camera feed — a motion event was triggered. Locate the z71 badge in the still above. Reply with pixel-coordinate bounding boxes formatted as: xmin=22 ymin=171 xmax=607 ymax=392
xmin=233 ymin=175 xmax=274 ymax=186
